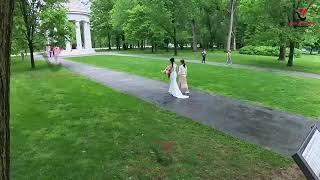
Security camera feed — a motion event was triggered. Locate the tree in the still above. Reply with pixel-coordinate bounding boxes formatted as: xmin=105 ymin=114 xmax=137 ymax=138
xmin=302 ymin=28 xmax=320 ymax=54
xmin=0 ymin=0 xmax=15 ymax=179
xmin=11 ymin=12 xmax=28 ymax=55
xmin=91 ymin=0 xmax=114 ymax=50
xmin=162 ymin=0 xmax=193 ymax=55
xmin=286 ymin=0 xmax=304 ymax=66
xmin=263 ymin=0 xmax=291 ymax=61
xmin=16 ymin=0 xmax=67 ymax=68
xmin=124 ymin=0 xmax=170 ymax=53
xmin=17 ymin=0 xmax=41 ymax=68
xmin=226 ymin=0 xmax=237 ymax=52
xmin=198 ymin=0 xmax=229 ymax=50
xmin=111 ymin=0 xmax=134 ymax=50
xmin=39 ymin=8 xmax=74 ymax=48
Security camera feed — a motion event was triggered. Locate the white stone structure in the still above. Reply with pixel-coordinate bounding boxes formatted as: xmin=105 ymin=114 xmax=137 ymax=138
xmin=60 ymin=0 xmax=95 ymax=56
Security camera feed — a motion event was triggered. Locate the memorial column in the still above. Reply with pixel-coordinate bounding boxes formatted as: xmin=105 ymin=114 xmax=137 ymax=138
xmin=83 ymin=21 xmax=92 ymax=49
xmin=65 ymin=40 xmax=72 ymax=51
xmin=75 ymin=21 xmax=82 ymax=49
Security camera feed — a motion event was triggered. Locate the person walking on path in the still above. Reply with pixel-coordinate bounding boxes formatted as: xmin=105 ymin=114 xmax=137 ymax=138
xmin=167 ymin=58 xmax=189 ymax=99
xmin=226 ymin=50 xmax=232 ymax=65
xmin=178 ymin=59 xmax=190 ymax=94
xmin=49 ymin=46 xmax=54 ymax=58
xmin=20 ymin=51 xmax=24 ymax=61
xmin=201 ymin=49 xmax=207 ymax=64
xmin=53 ymin=47 xmax=62 ymax=64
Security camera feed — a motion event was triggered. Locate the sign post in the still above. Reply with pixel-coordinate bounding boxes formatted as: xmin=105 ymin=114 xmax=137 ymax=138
xmin=293 ymin=125 xmax=320 ymax=180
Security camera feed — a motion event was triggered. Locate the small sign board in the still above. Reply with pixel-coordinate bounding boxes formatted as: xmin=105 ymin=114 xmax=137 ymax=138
xmin=293 ymin=125 xmax=320 ymax=180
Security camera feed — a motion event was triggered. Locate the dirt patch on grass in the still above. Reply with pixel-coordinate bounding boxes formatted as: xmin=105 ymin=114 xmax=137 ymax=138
xmin=258 ymin=165 xmax=306 ymax=180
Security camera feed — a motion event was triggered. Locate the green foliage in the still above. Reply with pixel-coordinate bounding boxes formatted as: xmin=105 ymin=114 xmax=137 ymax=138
xmin=239 ymin=46 xmax=301 ymax=57
xmin=91 ymin=0 xmax=114 ymax=47
xmin=124 ymin=1 xmax=171 ymax=45
xmin=40 ymin=8 xmax=74 ymax=47
xmin=11 ymin=12 xmax=28 ymax=54
xmin=13 ymin=0 xmax=70 ymax=67
xmin=239 ymin=46 xmax=278 ymax=56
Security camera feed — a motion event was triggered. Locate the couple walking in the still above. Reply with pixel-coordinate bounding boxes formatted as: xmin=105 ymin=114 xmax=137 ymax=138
xmin=48 ymin=46 xmax=62 ymax=64
xmin=163 ymin=58 xmax=189 ymax=99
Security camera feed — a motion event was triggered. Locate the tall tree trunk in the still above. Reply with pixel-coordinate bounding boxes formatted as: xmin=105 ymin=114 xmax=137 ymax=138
xmin=122 ymin=34 xmax=127 ymax=50
xmin=151 ymin=41 xmax=154 ymax=53
xmin=91 ymin=32 xmax=95 ymax=48
xmin=0 ymin=0 xmax=14 ymax=179
xmin=206 ymin=14 xmax=214 ymax=51
xmin=232 ymin=8 xmax=237 ymax=51
xmin=226 ymin=0 xmax=236 ymax=52
xmin=232 ymin=31 xmax=236 ymax=50
xmin=108 ymin=32 xmax=111 ymax=50
xmin=287 ymin=41 xmax=295 ymax=66
xmin=173 ymin=25 xmax=178 ymax=56
xmin=232 ymin=22 xmax=237 ymax=50
xmin=278 ymin=45 xmax=286 ymax=61
xmin=116 ymin=35 xmax=120 ymax=50
xmin=28 ymin=41 xmax=35 ymax=68
xmin=191 ymin=19 xmax=197 ymax=52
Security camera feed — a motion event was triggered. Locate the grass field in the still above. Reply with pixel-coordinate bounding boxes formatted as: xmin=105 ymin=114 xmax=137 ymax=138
xmin=10 ymin=61 xmax=295 ymax=179
xmin=69 ymin=55 xmax=320 ymax=118
xmin=117 ymin=49 xmax=320 ymax=74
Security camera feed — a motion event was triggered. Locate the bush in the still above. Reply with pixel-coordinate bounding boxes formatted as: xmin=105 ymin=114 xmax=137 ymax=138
xmin=294 ymin=48 xmax=302 ymax=58
xmin=239 ymin=46 xmax=301 ymax=58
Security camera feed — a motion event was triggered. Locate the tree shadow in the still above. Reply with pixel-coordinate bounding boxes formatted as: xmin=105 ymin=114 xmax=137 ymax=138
xmin=11 ymin=60 xmax=63 ymax=75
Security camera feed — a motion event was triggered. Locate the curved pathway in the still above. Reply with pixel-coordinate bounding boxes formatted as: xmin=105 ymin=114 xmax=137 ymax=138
xmin=61 ymin=58 xmax=320 ymax=156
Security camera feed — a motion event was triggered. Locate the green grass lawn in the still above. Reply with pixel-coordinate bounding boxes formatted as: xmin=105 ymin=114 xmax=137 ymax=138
xmin=11 ymin=61 xmax=294 ymax=179
xmin=117 ymin=49 xmax=320 ymax=74
xmin=69 ymin=55 xmax=320 ymax=118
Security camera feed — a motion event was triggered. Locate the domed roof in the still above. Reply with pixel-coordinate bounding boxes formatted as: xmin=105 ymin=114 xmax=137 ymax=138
xmin=66 ymin=0 xmax=89 ymax=15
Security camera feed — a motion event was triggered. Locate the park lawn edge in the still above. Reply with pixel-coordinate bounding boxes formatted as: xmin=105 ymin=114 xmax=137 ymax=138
xmin=68 ymin=55 xmax=320 ymax=120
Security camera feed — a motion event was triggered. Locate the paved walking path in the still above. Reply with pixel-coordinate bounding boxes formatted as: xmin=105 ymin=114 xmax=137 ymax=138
xmin=61 ymin=58 xmax=319 ymax=156
xmin=93 ymin=52 xmax=320 ymax=80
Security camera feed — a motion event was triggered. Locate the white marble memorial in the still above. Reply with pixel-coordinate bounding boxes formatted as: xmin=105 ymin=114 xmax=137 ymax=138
xmin=60 ymin=0 xmax=95 ymax=56
xmin=302 ymin=130 xmax=320 ymax=179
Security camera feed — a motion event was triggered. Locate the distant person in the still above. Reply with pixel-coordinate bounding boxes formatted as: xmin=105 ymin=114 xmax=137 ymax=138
xmin=49 ymin=46 xmax=54 ymax=57
xmin=20 ymin=51 xmax=24 ymax=61
xmin=53 ymin=47 xmax=61 ymax=64
xmin=178 ymin=59 xmax=189 ymax=94
xmin=201 ymin=49 xmax=207 ymax=64
xmin=226 ymin=50 xmax=232 ymax=65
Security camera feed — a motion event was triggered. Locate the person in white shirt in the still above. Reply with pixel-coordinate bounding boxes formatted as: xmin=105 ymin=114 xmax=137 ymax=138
xmin=226 ymin=50 xmax=232 ymax=65
xmin=178 ymin=59 xmax=190 ymax=94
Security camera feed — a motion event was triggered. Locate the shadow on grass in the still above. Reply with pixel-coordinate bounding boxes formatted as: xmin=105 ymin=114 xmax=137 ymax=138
xmin=12 ymin=61 xmax=63 ymax=75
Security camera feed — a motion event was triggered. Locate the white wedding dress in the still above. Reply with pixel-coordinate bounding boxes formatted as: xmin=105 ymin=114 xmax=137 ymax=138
xmin=168 ymin=64 xmax=189 ymax=99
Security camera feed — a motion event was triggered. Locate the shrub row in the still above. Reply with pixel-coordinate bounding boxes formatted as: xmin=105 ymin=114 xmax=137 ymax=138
xmin=239 ymin=46 xmax=301 ymax=58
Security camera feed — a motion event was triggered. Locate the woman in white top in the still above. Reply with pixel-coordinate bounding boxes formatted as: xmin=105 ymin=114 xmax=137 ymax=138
xmin=167 ymin=58 xmax=189 ymax=99
xmin=178 ymin=60 xmax=189 ymax=94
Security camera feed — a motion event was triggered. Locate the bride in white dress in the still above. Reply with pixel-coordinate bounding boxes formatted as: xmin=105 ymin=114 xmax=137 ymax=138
xmin=168 ymin=58 xmax=189 ymax=99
